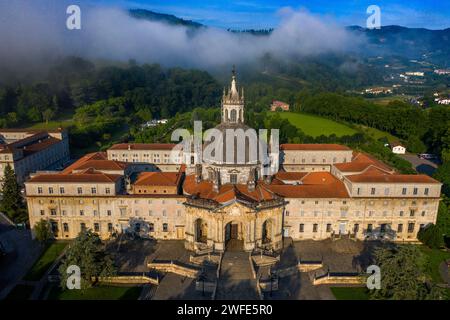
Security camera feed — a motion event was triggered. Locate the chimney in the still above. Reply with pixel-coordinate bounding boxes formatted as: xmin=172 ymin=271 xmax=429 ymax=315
xmin=195 ymin=164 xmax=202 ymax=183
xmin=248 ymin=168 xmax=256 ymax=192
xmin=212 ymin=169 xmax=220 ymax=193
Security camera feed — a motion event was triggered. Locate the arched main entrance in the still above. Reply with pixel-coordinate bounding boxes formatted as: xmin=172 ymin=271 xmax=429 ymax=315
xmin=225 ymin=221 xmax=243 ymax=250
xmin=195 ymin=218 xmax=208 ymax=243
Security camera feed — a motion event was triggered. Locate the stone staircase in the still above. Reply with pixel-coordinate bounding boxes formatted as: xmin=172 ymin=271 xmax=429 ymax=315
xmin=215 ymin=250 xmax=259 ymax=300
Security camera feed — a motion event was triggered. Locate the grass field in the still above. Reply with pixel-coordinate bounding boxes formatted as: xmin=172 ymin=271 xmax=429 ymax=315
xmin=48 ymin=285 xmax=142 ymax=300
xmin=330 ymin=287 xmax=370 ymax=300
xmin=274 ymin=112 xmax=357 ymax=137
xmin=419 ymin=246 xmax=450 ymax=283
xmin=24 ymin=242 xmax=68 ymax=281
xmin=357 ymin=125 xmax=398 ymax=143
xmin=4 ymin=285 xmax=35 ymax=300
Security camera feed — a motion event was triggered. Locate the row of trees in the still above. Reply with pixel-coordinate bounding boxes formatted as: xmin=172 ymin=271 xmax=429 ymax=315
xmin=0 ymin=57 xmax=222 ymax=128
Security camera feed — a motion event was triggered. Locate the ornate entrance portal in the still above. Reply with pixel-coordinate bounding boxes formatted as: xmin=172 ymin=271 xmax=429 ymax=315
xmin=225 ymin=221 xmax=243 ymax=250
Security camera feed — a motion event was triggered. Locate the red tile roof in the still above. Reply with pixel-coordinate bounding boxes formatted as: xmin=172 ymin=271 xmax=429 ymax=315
xmin=275 ymin=172 xmax=308 ymax=181
xmin=27 ymin=169 xmax=122 ymax=183
xmin=346 ymin=173 xmax=440 ymax=184
xmin=134 ymin=172 xmax=181 ymax=186
xmin=183 ymin=175 xmax=279 ymax=204
xmin=62 ymin=152 xmax=109 ymax=173
xmin=280 ymin=144 xmax=351 ymax=151
xmin=72 ymin=160 xmax=128 ymax=172
xmin=109 ymin=143 xmax=177 ymax=151
xmin=334 ymin=152 xmax=393 ymax=173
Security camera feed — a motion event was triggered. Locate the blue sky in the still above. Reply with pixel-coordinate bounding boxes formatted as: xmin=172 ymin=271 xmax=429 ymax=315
xmin=92 ymin=0 xmax=450 ymax=29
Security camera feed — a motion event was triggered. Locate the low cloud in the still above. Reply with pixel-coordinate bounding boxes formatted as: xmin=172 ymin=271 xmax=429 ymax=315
xmin=0 ymin=1 xmax=364 ymax=79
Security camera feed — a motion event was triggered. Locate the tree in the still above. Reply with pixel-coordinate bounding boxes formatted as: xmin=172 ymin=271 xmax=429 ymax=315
xmin=42 ymin=108 xmax=55 ymax=124
xmin=34 ymin=219 xmax=53 ymax=243
xmin=369 ymin=245 xmax=445 ymax=300
xmin=418 ymin=224 xmax=444 ymax=249
xmin=0 ymin=164 xmax=26 ymax=222
xmin=58 ymin=230 xmax=116 ymax=290
xmin=434 ymin=162 xmax=450 ymax=198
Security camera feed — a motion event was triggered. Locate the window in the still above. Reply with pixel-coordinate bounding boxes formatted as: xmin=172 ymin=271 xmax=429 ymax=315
xmin=163 ymin=223 xmax=168 ymax=232
xmin=230 ymin=174 xmax=237 ymax=184
xmin=62 ymin=210 xmax=66 ymax=216
xmin=353 ymin=224 xmax=359 ymax=233
xmin=108 ymin=223 xmax=113 ymax=232
xmin=285 ymin=211 xmax=289 ymax=217
xmin=149 ymin=223 xmax=154 ymax=232
xmin=40 ymin=210 xmax=45 ymax=216
xmin=326 ymin=224 xmax=332 ymax=232
xmin=357 ymin=188 xmax=361 ymax=195
xmin=424 ymin=188 xmax=429 ymax=195
xmin=63 ymin=223 xmax=69 ymax=232
xmin=50 ymin=209 xmax=57 ymax=216
xmin=313 ymin=224 xmax=318 ymax=233
xmin=77 ymin=187 xmax=83 ymax=195
xmin=38 ymin=187 xmax=43 ymax=194
xmin=413 ymin=187 xmax=418 ymax=195
xmin=397 ymin=224 xmax=403 ymax=233
xmin=399 ymin=211 xmax=404 ymax=217
xmin=80 ymin=210 xmax=84 ymax=216
xmin=105 ymin=188 xmax=111 ymax=194
xmin=299 ymin=224 xmax=304 ymax=233
xmin=402 ymin=188 xmax=407 ymax=195
xmin=50 ymin=221 xmax=58 ymax=234
xmin=80 ymin=223 xmax=86 ymax=232
xmin=162 ymin=210 xmax=167 ymax=217
xmin=371 ymin=188 xmax=376 ymax=195
xmin=410 ymin=210 xmax=415 ymax=217
xmin=421 ymin=211 xmax=426 ymax=217
xmin=48 ymin=187 xmax=54 ymax=194
xmin=60 ymin=187 xmax=65 ymax=194
xmin=420 ymin=224 xmax=425 ymax=230
xmin=91 ymin=187 xmax=97 ymax=194
xmin=380 ymin=224 xmax=386 ymax=233
xmin=93 ymin=210 xmax=98 ymax=217
xmin=408 ymin=223 xmax=415 ymax=233
xmin=94 ymin=223 xmax=100 ymax=232
xmin=384 ymin=188 xmax=389 ymax=195
xmin=107 ymin=210 xmax=112 ymax=216
xmin=367 ymin=224 xmax=373 ymax=232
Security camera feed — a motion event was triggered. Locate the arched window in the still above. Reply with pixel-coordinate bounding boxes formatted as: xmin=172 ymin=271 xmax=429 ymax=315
xmin=225 ymin=109 xmax=229 ymax=121
xmin=230 ymin=109 xmax=237 ymax=122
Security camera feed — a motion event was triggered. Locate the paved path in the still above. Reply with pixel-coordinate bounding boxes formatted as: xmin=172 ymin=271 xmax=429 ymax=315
xmin=216 ymin=250 xmax=259 ymax=300
xmin=0 ymin=220 xmax=41 ymax=299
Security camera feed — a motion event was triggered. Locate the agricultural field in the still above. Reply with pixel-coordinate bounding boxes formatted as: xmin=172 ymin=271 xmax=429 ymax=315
xmin=275 ymin=112 xmax=358 ymax=137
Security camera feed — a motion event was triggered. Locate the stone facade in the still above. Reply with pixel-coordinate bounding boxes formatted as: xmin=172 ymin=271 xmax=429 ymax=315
xmin=0 ymin=129 xmax=70 ymax=186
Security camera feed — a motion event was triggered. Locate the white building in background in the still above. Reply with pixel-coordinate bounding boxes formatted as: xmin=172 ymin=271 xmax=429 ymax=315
xmin=391 ymin=143 xmax=406 ymax=155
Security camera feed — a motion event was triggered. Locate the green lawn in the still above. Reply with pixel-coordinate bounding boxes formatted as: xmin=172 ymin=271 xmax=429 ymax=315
xmin=4 ymin=285 xmax=35 ymax=300
xmin=357 ymin=125 xmax=398 ymax=143
xmin=48 ymin=285 xmax=142 ymax=300
xmin=275 ymin=112 xmax=357 ymax=137
xmin=419 ymin=246 xmax=450 ymax=283
xmin=24 ymin=242 xmax=68 ymax=281
xmin=330 ymin=287 xmax=370 ymax=300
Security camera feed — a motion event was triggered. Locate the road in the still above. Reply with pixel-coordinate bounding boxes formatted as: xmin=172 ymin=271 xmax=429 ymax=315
xmin=0 ymin=214 xmax=41 ymax=299
xmin=399 ymin=154 xmax=439 ymax=176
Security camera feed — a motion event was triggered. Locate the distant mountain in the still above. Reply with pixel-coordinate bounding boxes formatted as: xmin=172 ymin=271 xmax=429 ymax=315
xmin=129 ymin=9 xmax=204 ymax=29
xmin=348 ymin=25 xmax=450 ymax=66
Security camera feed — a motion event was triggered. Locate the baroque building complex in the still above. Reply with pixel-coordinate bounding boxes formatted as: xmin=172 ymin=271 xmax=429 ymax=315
xmin=25 ymin=72 xmax=442 ymax=253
